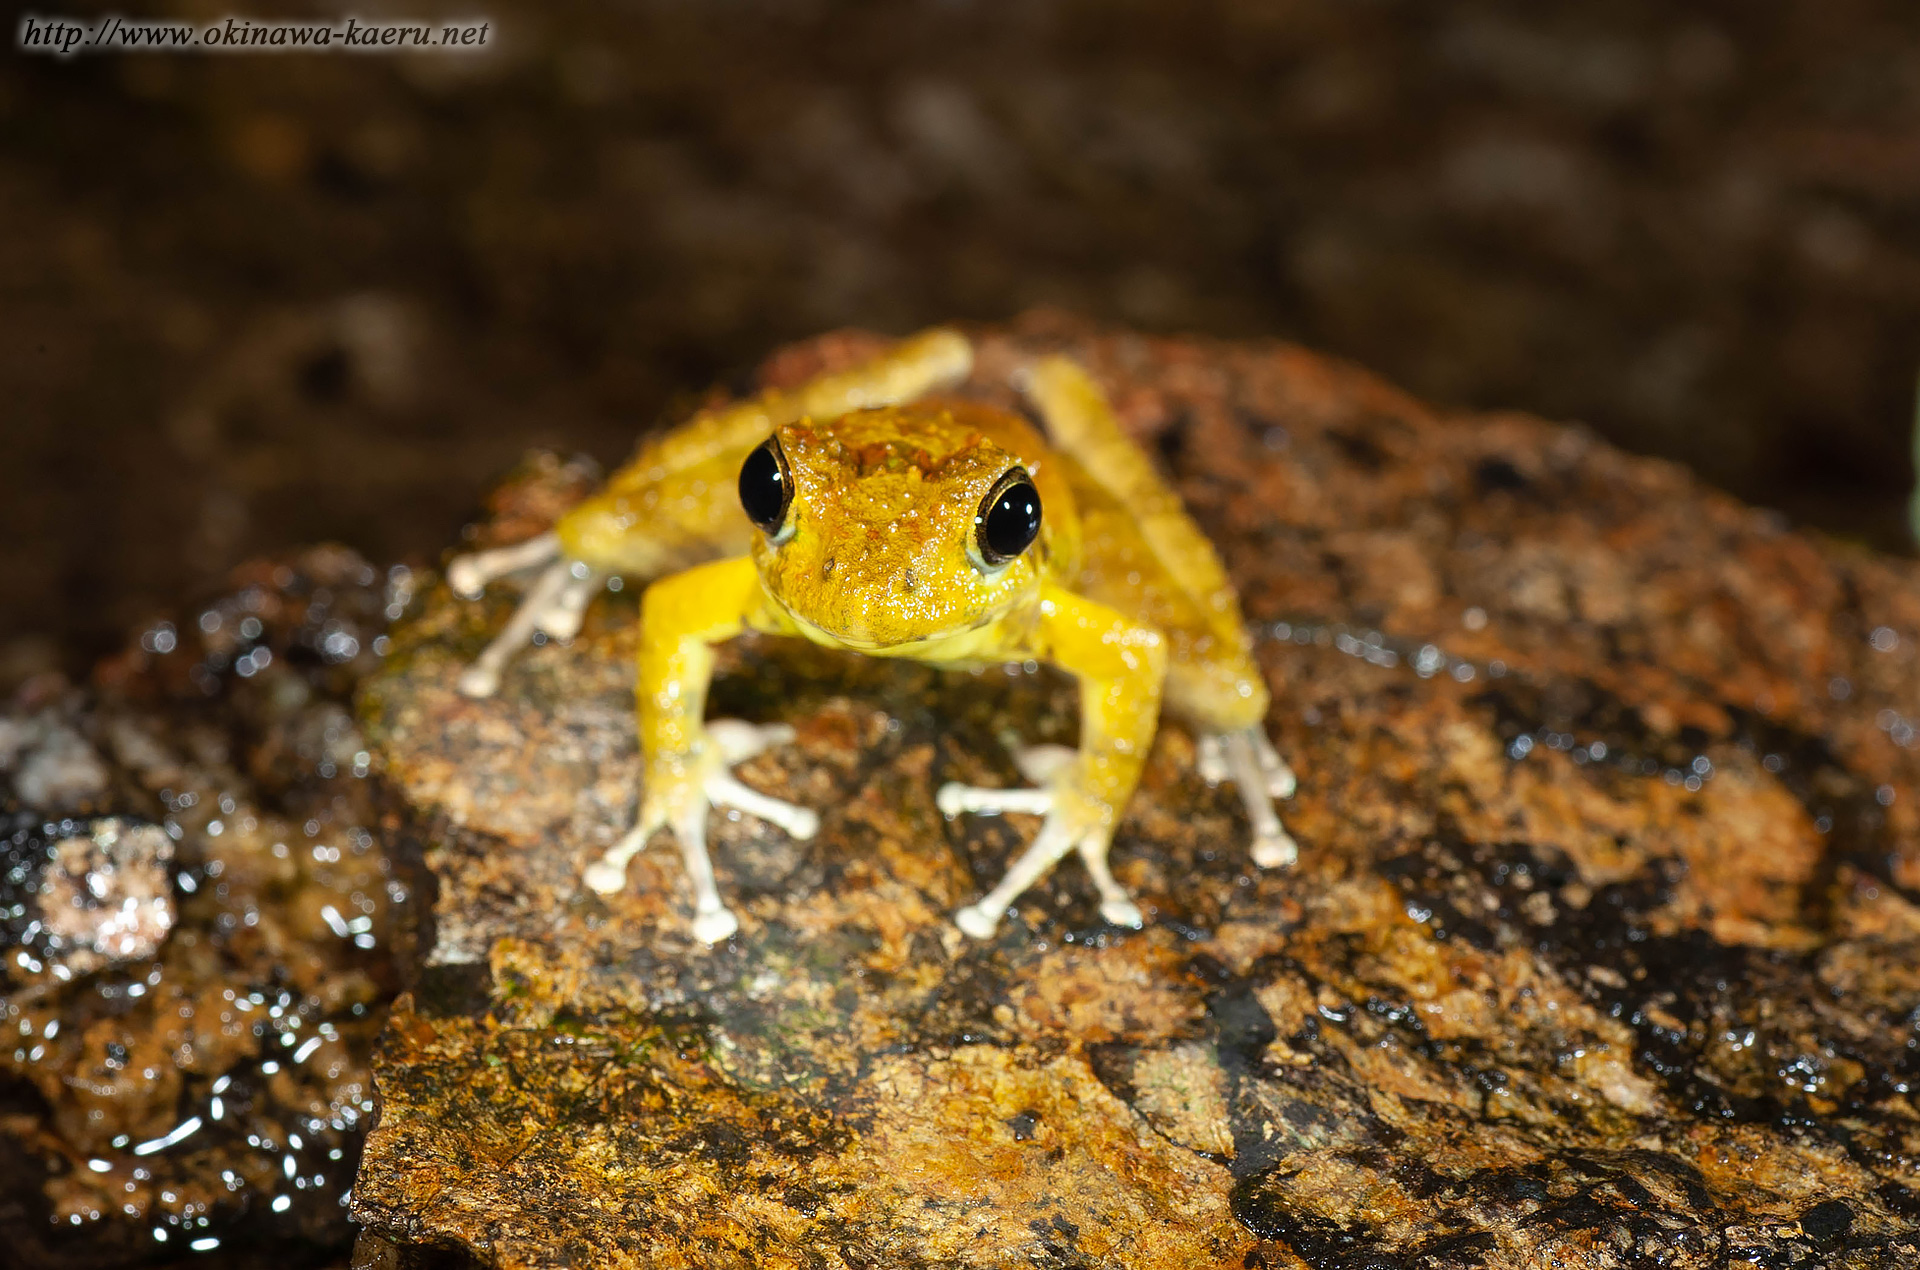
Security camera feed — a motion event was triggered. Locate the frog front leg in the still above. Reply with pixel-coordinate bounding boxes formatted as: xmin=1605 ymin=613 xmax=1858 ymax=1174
xmin=941 ymin=587 xmax=1167 ymax=938
xmin=580 ymin=556 xmax=815 ymax=944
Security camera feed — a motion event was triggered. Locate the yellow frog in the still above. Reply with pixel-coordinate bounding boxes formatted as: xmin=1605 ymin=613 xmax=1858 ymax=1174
xmin=447 ymin=329 xmax=1296 ymax=944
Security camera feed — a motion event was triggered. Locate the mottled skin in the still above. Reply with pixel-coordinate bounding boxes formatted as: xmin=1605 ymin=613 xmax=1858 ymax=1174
xmin=448 ymin=330 xmax=1295 ymax=943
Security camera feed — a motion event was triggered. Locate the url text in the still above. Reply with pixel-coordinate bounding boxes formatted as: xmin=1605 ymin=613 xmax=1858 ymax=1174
xmin=18 ymin=14 xmax=493 ymax=57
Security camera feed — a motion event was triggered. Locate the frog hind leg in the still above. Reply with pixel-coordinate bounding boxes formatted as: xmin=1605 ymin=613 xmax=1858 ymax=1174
xmin=1175 ymin=651 xmax=1298 ymax=868
xmin=447 ymin=530 xmax=561 ymax=600
xmin=454 ymin=556 xmax=606 ymax=698
xmin=1025 ymin=355 xmax=1300 ymax=870
xmin=447 ymin=328 xmax=973 ymax=699
xmin=584 ymin=718 xmax=818 ymax=944
xmin=446 ymin=530 xmax=584 ymax=698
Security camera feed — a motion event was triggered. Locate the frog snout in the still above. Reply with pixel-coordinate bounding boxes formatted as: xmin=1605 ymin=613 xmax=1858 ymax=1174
xmin=800 ymin=560 xmax=958 ymax=645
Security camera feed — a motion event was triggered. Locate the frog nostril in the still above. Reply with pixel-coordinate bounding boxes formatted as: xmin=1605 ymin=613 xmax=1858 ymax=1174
xmin=821 ymin=557 xmax=835 ymax=581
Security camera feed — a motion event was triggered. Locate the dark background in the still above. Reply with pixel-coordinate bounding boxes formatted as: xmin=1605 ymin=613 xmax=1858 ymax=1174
xmin=7 ymin=0 xmax=1920 ymax=678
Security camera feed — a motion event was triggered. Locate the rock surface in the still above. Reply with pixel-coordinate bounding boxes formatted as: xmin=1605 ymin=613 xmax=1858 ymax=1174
xmin=0 ymin=547 xmax=412 ymax=1268
xmin=353 ymin=316 xmax=1920 ymax=1268
xmin=7 ymin=816 xmax=177 ymax=977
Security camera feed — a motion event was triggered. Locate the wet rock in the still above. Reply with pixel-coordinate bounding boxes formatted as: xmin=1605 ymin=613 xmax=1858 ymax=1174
xmin=354 ymin=316 xmax=1920 ymax=1268
xmin=5 ymin=721 xmax=111 ymax=815
xmin=0 ymin=546 xmax=410 ymax=1268
xmin=4 ymin=816 xmax=176 ymax=977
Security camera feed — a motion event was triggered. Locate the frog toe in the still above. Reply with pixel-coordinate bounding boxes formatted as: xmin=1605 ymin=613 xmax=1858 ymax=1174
xmin=456 ymin=663 xmax=503 ymax=699
xmin=937 ymin=782 xmax=1055 ymax=817
xmin=533 ymin=563 xmax=602 ymax=641
xmin=1196 ymin=733 xmax=1230 ymax=785
xmin=1011 ymin=743 xmax=1077 ymax=784
xmin=1249 ymin=727 xmax=1297 ymax=799
xmin=582 ymin=820 xmax=658 ymax=896
xmin=1218 ymin=726 xmax=1300 ymax=869
xmin=936 ymin=740 xmax=1075 ymax=818
xmin=707 ymin=719 xmax=796 ymax=763
xmin=703 ymin=720 xmax=817 ymax=838
xmin=953 ymin=902 xmax=1003 ymax=940
xmin=690 ymin=905 xmax=741 ymax=945
xmin=582 ymin=854 xmax=635 ymax=895
xmin=706 ymin=770 xmax=819 ymax=839
xmin=1250 ymin=825 xmax=1299 ymax=869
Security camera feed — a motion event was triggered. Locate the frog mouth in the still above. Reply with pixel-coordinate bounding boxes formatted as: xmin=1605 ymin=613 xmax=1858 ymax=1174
xmin=780 ymin=606 xmax=988 ymax=656
xmin=784 ymin=609 xmax=920 ymax=653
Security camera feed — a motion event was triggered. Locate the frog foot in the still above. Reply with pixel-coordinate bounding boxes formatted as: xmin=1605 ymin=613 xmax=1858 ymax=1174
xmin=1196 ymin=726 xmax=1297 ymax=868
xmin=449 ymin=535 xmax=605 ymax=698
xmin=938 ymin=744 xmax=1142 ymax=936
xmin=582 ymin=720 xmax=817 ymax=944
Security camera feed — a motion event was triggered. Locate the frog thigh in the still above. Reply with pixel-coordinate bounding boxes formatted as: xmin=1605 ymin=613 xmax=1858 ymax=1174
xmin=1064 ymin=485 xmax=1270 ymax=733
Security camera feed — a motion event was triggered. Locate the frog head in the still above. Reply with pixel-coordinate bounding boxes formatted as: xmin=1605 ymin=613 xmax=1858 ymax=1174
xmin=742 ymin=401 xmax=1068 ymax=653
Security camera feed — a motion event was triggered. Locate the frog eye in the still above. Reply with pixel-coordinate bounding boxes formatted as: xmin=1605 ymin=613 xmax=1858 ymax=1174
xmin=976 ymin=468 xmax=1042 ymax=566
xmin=739 ymin=438 xmax=792 ymax=536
